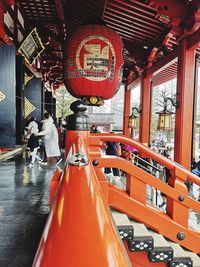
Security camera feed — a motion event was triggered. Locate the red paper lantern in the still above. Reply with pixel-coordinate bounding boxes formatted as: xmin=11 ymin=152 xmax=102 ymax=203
xmin=64 ymin=23 xmax=124 ymax=105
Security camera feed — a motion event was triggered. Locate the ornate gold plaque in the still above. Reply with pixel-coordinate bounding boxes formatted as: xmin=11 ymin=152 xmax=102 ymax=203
xmin=24 ymin=97 xmax=36 ymax=118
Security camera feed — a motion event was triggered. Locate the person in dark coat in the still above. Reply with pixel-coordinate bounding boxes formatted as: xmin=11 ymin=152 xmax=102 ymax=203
xmin=104 ymin=141 xmax=120 ymax=177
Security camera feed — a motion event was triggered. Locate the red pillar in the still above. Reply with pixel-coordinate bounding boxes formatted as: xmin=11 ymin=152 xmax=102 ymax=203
xmin=123 ymin=85 xmax=131 ymax=137
xmin=174 ymin=39 xmax=196 ymax=170
xmin=139 ymin=73 xmax=152 ymax=146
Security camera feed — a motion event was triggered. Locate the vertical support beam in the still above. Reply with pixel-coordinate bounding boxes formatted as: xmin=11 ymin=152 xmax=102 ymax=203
xmin=174 ymin=39 xmax=196 ymax=170
xmin=139 ymin=73 xmax=152 ymax=146
xmin=52 ymin=96 xmax=56 ymax=119
xmin=123 ymin=85 xmax=130 ymax=137
xmin=45 ymin=91 xmax=56 ymax=118
xmin=16 ymin=55 xmax=24 ymax=145
xmin=126 ymin=174 xmax=146 ymax=204
xmin=24 ymin=77 xmax=43 ymax=124
xmin=0 ymin=45 xmax=16 ymax=147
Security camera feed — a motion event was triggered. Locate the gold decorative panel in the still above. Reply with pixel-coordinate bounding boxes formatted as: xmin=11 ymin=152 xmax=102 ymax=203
xmin=24 ymin=97 xmax=36 ymax=118
xmin=24 ymin=73 xmax=33 ymax=86
xmin=0 ymin=91 xmax=6 ymax=102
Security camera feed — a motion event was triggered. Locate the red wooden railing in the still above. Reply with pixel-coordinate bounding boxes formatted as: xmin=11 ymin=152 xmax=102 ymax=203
xmin=33 ymin=134 xmax=131 ymax=267
xmin=33 ymin=132 xmax=200 ymax=267
xmin=89 ymin=133 xmax=200 ymax=253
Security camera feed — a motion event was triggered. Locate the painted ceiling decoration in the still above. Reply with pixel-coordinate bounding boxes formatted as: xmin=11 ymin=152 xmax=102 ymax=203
xmin=2 ymin=0 xmax=199 ymax=90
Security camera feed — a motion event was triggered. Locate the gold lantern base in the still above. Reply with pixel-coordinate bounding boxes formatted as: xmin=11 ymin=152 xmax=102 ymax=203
xmin=82 ymin=96 xmax=104 ymax=106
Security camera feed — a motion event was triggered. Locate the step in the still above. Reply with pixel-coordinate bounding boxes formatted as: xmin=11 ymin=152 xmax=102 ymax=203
xmin=166 ymin=240 xmax=200 ymax=267
xmin=147 ymin=228 xmax=173 ymax=262
xmin=111 ymin=210 xmax=197 ymax=266
xmin=128 ymin=217 xmax=154 ymax=252
xmin=111 ymin=209 xmax=134 ymax=241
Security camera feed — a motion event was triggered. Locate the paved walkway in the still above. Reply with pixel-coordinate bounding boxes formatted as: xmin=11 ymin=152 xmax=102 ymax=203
xmin=0 ymin=153 xmax=63 ymax=267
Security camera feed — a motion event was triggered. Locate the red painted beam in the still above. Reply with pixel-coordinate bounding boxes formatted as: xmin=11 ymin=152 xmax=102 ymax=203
xmin=139 ymin=73 xmax=152 ymax=145
xmin=146 ymin=47 xmax=178 ymax=76
xmin=0 ymin=4 xmax=13 ymax=45
xmin=174 ymin=39 xmax=196 ymax=170
xmin=187 ymin=28 xmax=200 ymax=50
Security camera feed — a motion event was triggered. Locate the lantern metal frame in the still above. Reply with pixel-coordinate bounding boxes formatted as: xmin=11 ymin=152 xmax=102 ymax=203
xmin=156 ymin=97 xmax=179 ymax=131
xmin=128 ymin=106 xmax=141 ymax=128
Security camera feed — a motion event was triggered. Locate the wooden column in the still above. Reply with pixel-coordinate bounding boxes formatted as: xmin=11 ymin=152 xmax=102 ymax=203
xmin=123 ymin=85 xmax=131 ymax=137
xmin=45 ymin=91 xmax=56 ymax=117
xmin=139 ymin=73 xmax=152 ymax=146
xmin=24 ymin=77 xmax=43 ymax=124
xmin=16 ymin=55 xmax=25 ymax=145
xmin=0 ymin=45 xmax=16 ymax=147
xmin=174 ymin=39 xmax=196 ymax=170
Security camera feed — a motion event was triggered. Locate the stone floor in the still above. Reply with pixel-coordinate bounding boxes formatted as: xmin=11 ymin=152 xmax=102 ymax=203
xmin=0 ymin=153 xmax=63 ymax=267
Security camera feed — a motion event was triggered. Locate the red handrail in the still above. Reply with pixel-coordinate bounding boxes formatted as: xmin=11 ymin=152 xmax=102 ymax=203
xmin=33 ymin=135 xmax=131 ymax=267
xmin=89 ymin=133 xmax=200 ymax=253
xmin=90 ymin=133 xmax=200 ymax=185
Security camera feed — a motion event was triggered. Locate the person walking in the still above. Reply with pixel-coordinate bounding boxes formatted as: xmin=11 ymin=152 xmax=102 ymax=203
xmin=26 ymin=117 xmax=42 ymax=167
xmin=90 ymin=124 xmax=100 ymax=133
xmin=35 ymin=112 xmax=62 ymax=165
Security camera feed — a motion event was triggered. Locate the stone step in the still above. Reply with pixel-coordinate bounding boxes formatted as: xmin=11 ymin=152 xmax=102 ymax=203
xmin=147 ymin=227 xmax=173 ymax=262
xmin=128 ymin=217 xmax=154 ymax=252
xmin=111 ymin=209 xmax=199 ymax=266
xmin=111 ymin=209 xmax=134 ymax=241
xmin=166 ymin=240 xmax=200 ymax=267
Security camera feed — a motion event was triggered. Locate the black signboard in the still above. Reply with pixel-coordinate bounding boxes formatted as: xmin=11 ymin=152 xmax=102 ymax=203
xmin=18 ymin=28 xmax=44 ymax=65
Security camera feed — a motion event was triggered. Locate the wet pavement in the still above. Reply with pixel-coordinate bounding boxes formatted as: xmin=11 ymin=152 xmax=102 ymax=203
xmin=0 ymin=153 xmax=63 ymax=267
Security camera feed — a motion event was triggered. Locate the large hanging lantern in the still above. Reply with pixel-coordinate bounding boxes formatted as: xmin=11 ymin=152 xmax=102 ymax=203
xmin=64 ymin=20 xmax=124 ymax=106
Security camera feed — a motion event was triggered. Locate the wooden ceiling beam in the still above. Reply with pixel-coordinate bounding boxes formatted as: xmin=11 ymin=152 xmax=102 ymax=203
xmin=103 ymin=14 xmax=156 ymax=37
xmin=104 ymin=19 xmax=156 ymax=39
xmin=103 ymin=11 xmax=159 ymax=34
xmin=112 ymin=0 xmax=156 ymax=18
xmin=146 ymin=47 xmax=178 ymax=76
xmin=105 ymin=6 xmax=161 ymax=31
xmin=106 ymin=1 xmax=162 ymax=28
xmin=106 ymin=23 xmax=151 ymax=43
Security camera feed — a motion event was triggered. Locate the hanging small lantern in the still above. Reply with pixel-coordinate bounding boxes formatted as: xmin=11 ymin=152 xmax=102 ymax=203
xmin=156 ymin=110 xmax=174 ymax=131
xmin=128 ymin=114 xmax=137 ymax=128
xmin=64 ymin=19 xmax=124 ymax=106
xmin=128 ymin=107 xmax=141 ymax=128
xmin=156 ymin=97 xmax=179 ymax=131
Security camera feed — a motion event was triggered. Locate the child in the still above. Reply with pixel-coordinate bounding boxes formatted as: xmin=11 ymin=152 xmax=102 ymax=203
xmin=26 ymin=117 xmax=42 ymax=167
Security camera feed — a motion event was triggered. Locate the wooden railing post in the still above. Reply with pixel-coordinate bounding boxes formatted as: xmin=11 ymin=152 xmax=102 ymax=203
xmin=126 ymin=174 xmax=146 ymax=204
xmin=167 ymin=168 xmax=189 ymax=228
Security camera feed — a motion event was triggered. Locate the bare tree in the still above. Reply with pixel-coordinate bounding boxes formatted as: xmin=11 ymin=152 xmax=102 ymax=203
xmin=151 ymin=79 xmax=177 ymax=142
xmin=56 ymin=86 xmax=75 ymax=118
xmin=152 ymin=79 xmax=177 ymax=114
